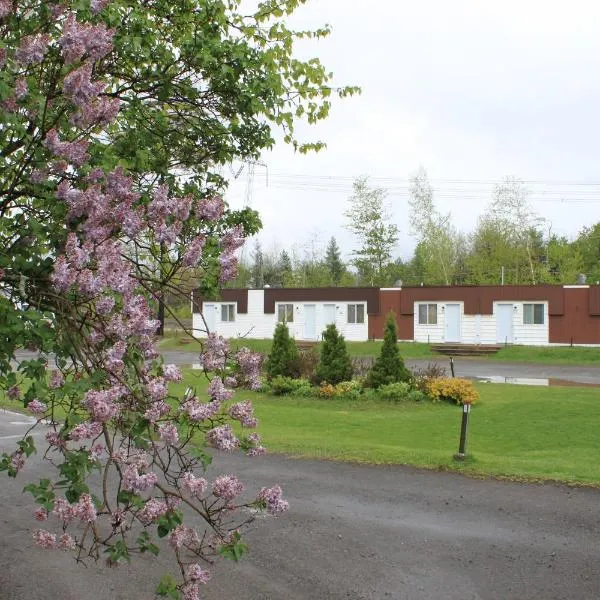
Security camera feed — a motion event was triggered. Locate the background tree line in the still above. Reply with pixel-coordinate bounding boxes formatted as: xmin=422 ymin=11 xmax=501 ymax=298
xmin=200 ymin=170 xmax=600 ymax=296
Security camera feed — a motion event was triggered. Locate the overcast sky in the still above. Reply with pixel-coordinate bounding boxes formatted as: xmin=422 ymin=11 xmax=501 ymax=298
xmin=225 ymin=0 xmax=600 ymax=262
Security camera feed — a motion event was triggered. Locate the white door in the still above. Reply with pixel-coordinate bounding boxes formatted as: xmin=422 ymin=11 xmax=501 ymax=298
xmin=444 ymin=303 xmax=461 ymax=342
xmin=202 ymin=303 xmax=217 ymax=334
xmin=303 ymin=304 xmax=317 ymax=339
xmin=496 ymin=303 xmax=514 ymax=344
xmin=324 ymin=304 xmax=336 ymax=326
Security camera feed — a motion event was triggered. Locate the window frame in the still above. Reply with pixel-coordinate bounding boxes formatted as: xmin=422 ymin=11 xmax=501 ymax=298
xmin=220 ymin=303 xmax=235 ymax=323
xmin=418 ymin=303 xmax=438 ymax=325
xmin=277 ymin=303 xmax=294 ymax=323
xmin=523 ymin=303 xmax=544 ymax=325
xmin=347 ymin=303 xmax=365 ymax=324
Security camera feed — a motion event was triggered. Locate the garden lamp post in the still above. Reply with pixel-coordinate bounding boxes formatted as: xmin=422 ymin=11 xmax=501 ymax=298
xmin=454 ymin=402 xmax=472 ymax=460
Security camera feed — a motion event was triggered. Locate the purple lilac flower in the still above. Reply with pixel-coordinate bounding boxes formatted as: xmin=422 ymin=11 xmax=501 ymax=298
xmin=206 ymin=424 xmax=239 ymax=451
xmin=59 ymin=15 xmax=114 ymax=64
xmin=198 ymin=333 xmax=229 ymax=371
xmin=180 ymin=398 xmax=219 ymax=422
xmin=228 ymin=400 xmax=258 ymax=428
xmin=187 ymin=563 xmax=211 ymax=584
xmin=0 ymin=0 xmax=11 ymax=18
xmin=69 ymin=421 xmax=102 ymax=441
xmin=182 ymin=235 xmax=206 ymax=267
xmin=256 ymin=485 xmax=289 ymax=515
xmin=207 ymin=376 xmax=233 ymax=402
xmin=212 ymin=474 xmax=243 ymax=501
xmin=15 ymin=34 xmax=50 ymax=65
xmin=122 ymin=464 xmax=158 ymax=493
xmin=158 ymin=423 xmax=179 ymax=446
xmin=7 ymin=385 xmax=20 ymax=400
xmin=34 ymin=507 xmax=48 ymax=522
xmin=58 ymin=533 xmax=76 ymax=550
xmin=180 ymin=472 xmax=207 ymax=497
xmin=14 ymin=78 xmax=27 ymax=99
xmin=44 ymin=129 xmax=89 ymax=167
xmin=195 ymin=196 xmax=224 ymax=221
xmin=27 ymin=399 xmax=47 ymax=415
xmin=169 ymin=524 xmax=199 ymax=550
xmin=163 ymin=364 xmax=182 ymax=382
xmin=138 ymin=498 xmax=169 ymax=525
xmin=33 ymin=529 xmax=57 ymax=549
xmin=91 ymin=0 xmax=111 ymax=14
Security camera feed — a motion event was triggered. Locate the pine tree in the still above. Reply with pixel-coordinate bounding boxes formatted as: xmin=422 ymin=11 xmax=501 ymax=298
xmin=365 ymin=312 xmax=411 ymax=388
xmin=278 ymin=250 xmax=294 ymax=287
xmin=251 ymin=240 xmax=264 ymax=288
xmin=325 ymin=236 xmax=344 ymax=285
xmin=266 ymin=322 xmax=300 ymax=380
xmin=316 ymin=324 xmax=353 ymax=384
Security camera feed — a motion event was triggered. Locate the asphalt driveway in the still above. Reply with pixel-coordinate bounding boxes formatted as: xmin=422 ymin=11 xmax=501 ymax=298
xmin=1 ymin=410 xmax=599 ymax=600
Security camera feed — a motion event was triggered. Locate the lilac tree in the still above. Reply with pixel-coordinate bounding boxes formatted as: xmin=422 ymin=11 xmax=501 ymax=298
xmin=0 ymin=1 xmax=356 ymax=597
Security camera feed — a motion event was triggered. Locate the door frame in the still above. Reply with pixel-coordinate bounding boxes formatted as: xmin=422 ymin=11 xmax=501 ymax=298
xmin=303 ymin=304 xmax=317 ymax=340
xmin=444 ymin=303 xmax=461 ymax=343
xmin=496 ymin=303 xmax=514 ymax=344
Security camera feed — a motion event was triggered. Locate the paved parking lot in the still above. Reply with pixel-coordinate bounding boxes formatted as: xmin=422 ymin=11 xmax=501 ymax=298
xmin=1 ymin=409 xmax=599 ymax=599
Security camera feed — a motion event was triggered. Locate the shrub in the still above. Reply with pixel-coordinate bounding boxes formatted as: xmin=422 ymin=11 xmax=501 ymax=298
xmin=378 ymin=381 xmax=411 ymax=402
xmin=412 ymin=362 xmax=447 ymax=393
xmin=426 ymin=377 xmax=479 ymax=406
xmin=405 ymin=389 xmax=430 ymax=403
xmin=289 ymin=380 xmax=315 ymax=397
xmin=316 ymin=324 xmax=353 ymax=385
xmin=291 ymin=348 xmax=320 ymax=382
xmin=317 ymin=380 xmax=362 ymax=400
xmin=265 ymin=322 xmax=300 ymax=380
xmin=351 ymin=356 xmax=375 ymax=378
xmin=334 ymin=380 xmax=362 ymax=400
xmin=269 ymin=376 xmax=311 ymax=396
xmin=364 ymin=312 xmax=411 ymax=388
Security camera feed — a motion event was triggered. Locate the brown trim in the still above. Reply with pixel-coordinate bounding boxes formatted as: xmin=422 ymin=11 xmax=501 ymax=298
xmin=191 ymin=289 xmax=249 ymax=314
xmin=263 ymin=287 xmax=380 ymax=315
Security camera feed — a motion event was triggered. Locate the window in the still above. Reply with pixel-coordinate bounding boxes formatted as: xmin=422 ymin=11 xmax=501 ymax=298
xmin=523 ymin=303 xmax=544 ymax=325
xmin=418 ymin=304 xmax=438 ymax=325
xmin=347 ymin=303 xmax=365 ymax=324
xmin=277 ymin=303 xmax=294 ymax=323
xmin=221 ymin=304 xmax=235 ymax=322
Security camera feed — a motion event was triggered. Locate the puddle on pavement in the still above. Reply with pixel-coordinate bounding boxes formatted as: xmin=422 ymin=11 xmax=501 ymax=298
xmin=473 ymin=376 xmax=600 ymax=388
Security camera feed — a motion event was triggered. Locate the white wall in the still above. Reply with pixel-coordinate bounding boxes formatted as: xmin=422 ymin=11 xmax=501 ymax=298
xmin=501 ymin=301 xmax=549 ymax=346
xmin=193 ymin=292 xmax=369 ymax=341
xmin=412 ymin=301 xmax=550 ymax=345
xmin=413 ymin=302 xmax=467 ymax=343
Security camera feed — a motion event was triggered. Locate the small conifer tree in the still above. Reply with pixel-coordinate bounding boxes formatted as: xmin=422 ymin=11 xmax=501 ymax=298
xmin=266 ymin=322 xmax=300 ymax=380
xmin=365 ymin=312 xmax=411 ymax=388
xmin=316 ymin=324 xmax=353 ymax=384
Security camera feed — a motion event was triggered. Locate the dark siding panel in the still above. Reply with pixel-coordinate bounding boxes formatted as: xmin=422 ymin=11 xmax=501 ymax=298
xmin=400 ymin=285 xmax=564 ymax=316
xmin=551 ymin=287 xmax=600 ymax=343
xmin=192 ymin=289 xmax=249 ymax=314
xmin=589 ymin=286 xmax=600 ymax=316
xmin=264 ymin=288 xmax=380 ymax=315
xmin=369 ymin=290 xmax=401 ymax=339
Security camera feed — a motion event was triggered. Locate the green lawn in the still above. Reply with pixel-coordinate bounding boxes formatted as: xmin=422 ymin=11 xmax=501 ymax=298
xmin=4 ymin=372 xmax=600 ymax=485
xmin=159 ymin=335 xmax=435 ymax=359
xmin=168 ymin=372 xmax=600 ymax=484
xmin=490 ymin=344 xmax=600 ymax=365
xmin=241 ymin=384 xmax=600 ymax=484
xmin=159 ymin=334 xmax=600 ymax=365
